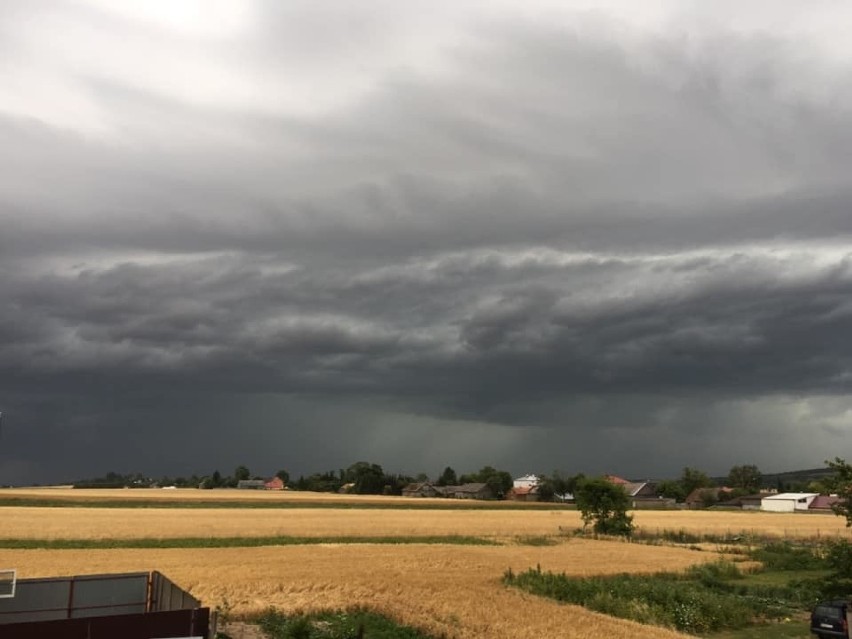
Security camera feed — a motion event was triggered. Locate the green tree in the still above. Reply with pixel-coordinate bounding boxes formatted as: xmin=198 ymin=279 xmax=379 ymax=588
xmin=275 ymin=469 xmax=290 ymax=484
xmin=345 ymin=461 xmax=386 ymax=495
xmin=436 ymin=466 xmax=458 ymax=487
xmin=460 ymin=465 xmax=512 ymax=498
xmin=234 ymin=465 xmax=251 ymax=482
xmin=656 ymin=479 xmax=687 ymax=502
xmin=575 ymin=477 xmax=634 ymax=536
xmin=536 ymin=477 xmax=555 ymax=501
xmin=826 ymin=458 xmax=852 ymax=527
xmin=680 ymin=466 xmax=713 ymax=496
xmin=727 ymin=464 xmax=762 ymax=492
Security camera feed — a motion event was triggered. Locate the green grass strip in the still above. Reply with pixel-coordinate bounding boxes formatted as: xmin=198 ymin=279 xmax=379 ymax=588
xmin=0 ymin=534 xmax=499 ymax=550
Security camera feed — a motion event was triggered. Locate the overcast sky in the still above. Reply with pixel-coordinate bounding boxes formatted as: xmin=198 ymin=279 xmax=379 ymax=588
xmin=2 ymin=1 xmax=852 ymax=485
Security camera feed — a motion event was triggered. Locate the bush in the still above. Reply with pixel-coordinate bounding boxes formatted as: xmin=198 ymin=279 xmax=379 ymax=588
xmin=258 ymin=608 xmax=433 ymax=639
xmin=750 ymin=541 xmax=827 ymax=571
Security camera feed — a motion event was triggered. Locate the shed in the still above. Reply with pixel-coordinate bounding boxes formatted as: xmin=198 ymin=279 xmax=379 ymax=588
xmin=761 ymin=492 xmax=818 ymax=512
xmin=237 ymin=479 xmax=265 ymax=490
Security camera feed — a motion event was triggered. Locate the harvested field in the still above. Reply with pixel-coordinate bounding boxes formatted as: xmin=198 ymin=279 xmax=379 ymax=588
xmin=2 ymin=490 xmax=848 ymax=638
xmin=0 ymin=540 xmax=700 ymax=639
xmin=0 ymin=487 xmax=554 ymax=507
xmin=0 ymin=506 xmax=578 ymax=540
xmin=1 ymin=502 xmax=848 ymax=541
xmin=632 ymin=509 xmax=852 ymax=540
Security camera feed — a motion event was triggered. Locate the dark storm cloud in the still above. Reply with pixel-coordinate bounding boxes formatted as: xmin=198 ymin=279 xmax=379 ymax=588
xmin=1 ymin=1 xmax=852 ymax=483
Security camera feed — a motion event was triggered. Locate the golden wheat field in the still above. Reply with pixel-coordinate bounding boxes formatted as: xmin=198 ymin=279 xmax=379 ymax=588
xmin=1 ymin=488 xmax=846 ymax=638
xmin=0 ymin=541 xmax=700 ymax=639
xmin=1 ymin=501 xmax=848 ymax=541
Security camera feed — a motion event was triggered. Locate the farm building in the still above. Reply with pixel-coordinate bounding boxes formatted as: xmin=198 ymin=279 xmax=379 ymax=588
xmin=809 ymin=495 xmax=842 ymax=511
xmin=685 ymin=487 xmax=733 ymax=509
xmin=512 ymin=474 xmax=540 ymax=489
xmin=236 ymin=479 xmax=266 ymax=490
xmin=761 ymin=492 xmax=819 ymax=512
xmin=264 ymin=477 xmax=285 ymax=490
xmin=401 ymin=482 xmax=443 ymax=498
xmin=737 ymin=494 xmax=766 ymax=510
xmin=444 ymin=483 xmax=494 ymax=500
xmin=506 ymin=485 xmax=540 ymax=502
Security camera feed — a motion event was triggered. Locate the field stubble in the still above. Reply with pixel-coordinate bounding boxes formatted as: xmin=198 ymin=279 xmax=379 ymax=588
xmin=0 ymin=541 xmax=699 ymax=639
xmin=1 ymin=503 xmax=848 ymax=541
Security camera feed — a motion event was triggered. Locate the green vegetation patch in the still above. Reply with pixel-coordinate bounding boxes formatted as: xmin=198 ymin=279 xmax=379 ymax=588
xmin=504 ymin=560 xmax=818 ymax=635
xmin=0 ymin=534 xmax=498 ymax=550
xmin=254 ymin=608 xmax=435 ymax=639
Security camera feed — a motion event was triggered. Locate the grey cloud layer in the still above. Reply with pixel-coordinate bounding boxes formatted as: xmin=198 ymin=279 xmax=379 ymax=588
xmin=1 ymin=1 xmax=851 ymax=482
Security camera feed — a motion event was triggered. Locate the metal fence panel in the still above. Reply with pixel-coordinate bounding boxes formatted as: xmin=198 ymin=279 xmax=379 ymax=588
xmin=69 ymin=573 xmax=148 ymax=618
xmin=2 ymin=607 xmax=210 ymax=639
xmin=0 ymin=578 xmax=71 ymax=623
xmin=152 ymin=571 xmax=201 ymax=612
xmin=0 ymin=571 xmax=201 ymax=625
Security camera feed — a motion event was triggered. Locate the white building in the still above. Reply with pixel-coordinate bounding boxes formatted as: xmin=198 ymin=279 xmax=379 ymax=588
xmin=761 ymin=492 xmax=819 ymax=513
xmin=513 ymin=474 xmax=541 ymax=489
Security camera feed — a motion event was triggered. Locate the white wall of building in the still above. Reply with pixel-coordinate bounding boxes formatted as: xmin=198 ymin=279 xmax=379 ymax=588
xmin=761 ymin=493 xmax=818 ymax=512
xmin=513 ymin=474 xmax=540 ymax=489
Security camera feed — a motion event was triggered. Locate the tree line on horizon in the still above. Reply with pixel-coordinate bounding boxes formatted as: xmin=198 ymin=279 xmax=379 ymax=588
xmin=69 ymin=461 xmax=839 ymax=501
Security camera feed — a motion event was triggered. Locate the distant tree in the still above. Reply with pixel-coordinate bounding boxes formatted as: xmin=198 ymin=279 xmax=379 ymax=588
xmin=234 ymin=466 xmax=251 ymax=482
xmin=565 ymin=473 xmax=586 ymax=496
xmin=462 ymin=466 xmax=512 ymax=497
xmin=275 ymin=469 xmax=290 ymax=485
xmin=381 ymin=473 xmax=415 ymax=496
xmin=656 ymin=479 xmax=687 ymax=502
xmin=436 ymin=467 xmax=458 ymax=487
xmin=415 ymin=472 xmax=430 ymax=483
xmin=546 ymin=471 xmax=570 ymax=498
xmin=536 ymin=477 xmax=555 ymax=501
xmin=727 ymin=464 xmax=762 ymax=493
xmin=680 ymin=467 xmax=714 ymax=496
xmin=575 ymin=477 xmax=634 ymax=537
xmin=303 ymin=471 xmax=343 ymax=493
xmin=345 ymin=462 xmax=386 ymax=495
xmin=211 ymin=470 xmax=222 ymax=487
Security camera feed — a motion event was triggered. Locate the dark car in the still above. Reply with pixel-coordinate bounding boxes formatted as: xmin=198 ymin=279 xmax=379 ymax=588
xmin=812 ymin=600 xmax=850 ymax=639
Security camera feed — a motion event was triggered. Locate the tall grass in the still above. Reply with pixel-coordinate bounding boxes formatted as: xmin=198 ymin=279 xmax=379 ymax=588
xmin=257 ymin=608 xmax=436 ymax=639
xmin=504 ymin=561 xmax=798 ymax=634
